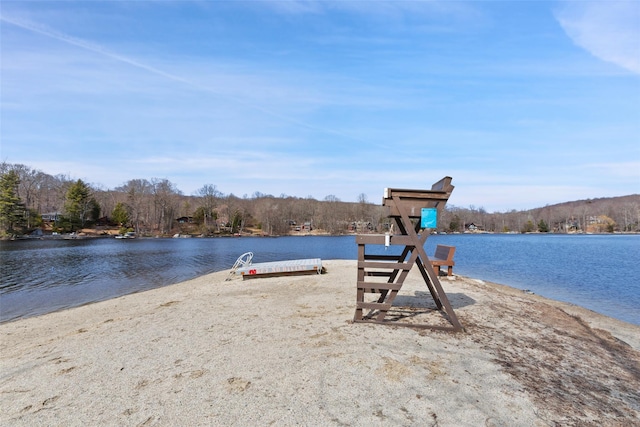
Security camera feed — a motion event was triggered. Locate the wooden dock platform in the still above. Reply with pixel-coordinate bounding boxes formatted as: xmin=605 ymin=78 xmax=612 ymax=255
xmin=236 ymin=258 xmax=323 ymax=279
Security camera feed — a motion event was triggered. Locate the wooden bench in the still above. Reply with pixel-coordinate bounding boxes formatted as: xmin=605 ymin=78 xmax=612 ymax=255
xmin=430 ymin=245 xmax=455 ymax=276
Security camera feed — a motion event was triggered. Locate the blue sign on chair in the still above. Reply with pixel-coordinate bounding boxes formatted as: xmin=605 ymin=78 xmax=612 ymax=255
xmin=421 ymin=208 xmax=437 ymax=229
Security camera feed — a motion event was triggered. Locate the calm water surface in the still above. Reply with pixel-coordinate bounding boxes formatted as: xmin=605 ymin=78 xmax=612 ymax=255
xmin=1 ymin=234 xmax=638 ymax=325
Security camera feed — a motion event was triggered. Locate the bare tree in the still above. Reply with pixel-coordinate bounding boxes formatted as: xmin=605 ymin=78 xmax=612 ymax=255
xmin=150 ymin=178 xmax=181 ymax=234
xmin=116 ymin=179 xmax=152 ymax=234
xmin=196 ymin=184 xmax=222 ymax=230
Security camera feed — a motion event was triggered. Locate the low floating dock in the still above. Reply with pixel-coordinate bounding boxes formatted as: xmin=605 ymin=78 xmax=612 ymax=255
xmin=236 ymin=258 xmax=323 ymax=279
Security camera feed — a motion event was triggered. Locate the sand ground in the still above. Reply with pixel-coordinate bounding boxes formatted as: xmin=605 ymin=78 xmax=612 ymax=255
xmin=1 ymin=260 xmax=639 ymax=426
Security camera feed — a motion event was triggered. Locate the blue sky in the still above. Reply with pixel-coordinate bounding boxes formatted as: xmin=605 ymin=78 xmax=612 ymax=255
xmin=1 ymin=1 xmax=638 ymax=212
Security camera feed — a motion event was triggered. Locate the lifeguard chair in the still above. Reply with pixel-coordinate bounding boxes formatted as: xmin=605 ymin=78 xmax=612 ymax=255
xmin=354 ymin=177 xmax=463 ymax=331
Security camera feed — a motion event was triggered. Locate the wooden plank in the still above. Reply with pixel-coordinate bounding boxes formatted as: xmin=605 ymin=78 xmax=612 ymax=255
xmin=356 ymin=234 xmax=417 ymax=246
xmin=354 ymin=285 xmax=364 ymax=321
xmin=364 ymin=271 xmax=393 ymax=277
xmin=356 ymin=282 xmax=403 ymax=291
xmin=434 ymin=245 xmax=456 ymax=261
xmin=242 ymin=270 xmax=320 ymax=280
xmin=356 ymin=302 xmax=392 ymax=311
xmin=429 ymin=176 xmax=454 ymax=192
xmin=363 ymin=254 xmax=403 ymax=261
xmin=357 ymin=245 xmax=365 ymax=283
xmin=359 ymin=288 xmax=397 ymax=294
xmin=380 ymin=177 xmax=453 ymax=199
xmin=353 ymin=319 xmax=463 ymax=332
xmin=383 ymin=188 xmax=449 ymax=199
xmin=357 ymin=261 xmax=410 ymax=270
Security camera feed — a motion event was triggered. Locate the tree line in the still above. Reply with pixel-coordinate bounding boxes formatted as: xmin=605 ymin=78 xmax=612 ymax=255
xmin=1 ymin=162 xmax=638 ymax=237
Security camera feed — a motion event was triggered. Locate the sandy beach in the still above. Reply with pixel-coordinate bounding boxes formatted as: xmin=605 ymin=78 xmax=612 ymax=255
xmin=1 ymin=260 xmax=639 ymax=426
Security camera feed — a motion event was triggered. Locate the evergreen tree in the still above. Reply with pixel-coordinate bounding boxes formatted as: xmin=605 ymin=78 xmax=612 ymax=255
xmin=448 ymin=215 xmax=462 ymax=233
xmin=230 ymin=210 xmax=243 ymax=234
xmin=537 ymin=219 xmax=549 ymax=233
xmin=0 ymin=170 xmax=26 ymax=234
xmin=112 ymin=202 xmax=130 ymax=226
xmin=63 ymin=179 xmax=99 ymax=231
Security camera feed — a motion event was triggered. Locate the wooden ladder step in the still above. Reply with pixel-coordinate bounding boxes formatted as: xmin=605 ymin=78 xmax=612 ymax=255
xmin=357 ymin=282 xmax=402 ymax=292
xmin=358 ymin=261 xmax=411 ymax=270
xmin=356 ymin=301 xmax=392 ymax=311
xmin=364 ymin=271 xmax=393 ymax=277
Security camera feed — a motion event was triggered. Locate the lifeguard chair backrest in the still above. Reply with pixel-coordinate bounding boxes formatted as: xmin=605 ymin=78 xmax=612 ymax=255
xmin=382 ymin=176 xmax=454 ymax=219
xmin=430 ymin=176 xmax=454 ymax=193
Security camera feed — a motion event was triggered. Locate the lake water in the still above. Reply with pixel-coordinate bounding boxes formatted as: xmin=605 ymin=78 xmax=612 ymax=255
xmin=1 ymin=234 xmax=638 ymax=325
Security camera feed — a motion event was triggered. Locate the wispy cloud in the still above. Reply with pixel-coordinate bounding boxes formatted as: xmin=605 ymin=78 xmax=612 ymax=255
xmin=555 ymin=0 xmax=640 ymax=74
xmin=257 ymin=0 xmax=480 ymax=21
xmin=0 ymin=15 xmax=194 ymax=85
xmin=0 ymin=13 xmax=366 ymax=144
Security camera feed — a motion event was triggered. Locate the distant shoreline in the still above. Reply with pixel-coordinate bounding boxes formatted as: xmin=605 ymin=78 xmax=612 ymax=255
xmin=6 ymin=228 xmax=640 ymax=241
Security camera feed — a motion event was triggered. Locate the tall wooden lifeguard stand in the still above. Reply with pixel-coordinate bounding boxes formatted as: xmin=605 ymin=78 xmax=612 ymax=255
xmin=354 ymin=177 xmax=463 ymax=331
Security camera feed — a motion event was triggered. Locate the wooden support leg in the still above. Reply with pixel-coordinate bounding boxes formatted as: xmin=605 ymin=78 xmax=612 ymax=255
xmin=354 ymin=288 xmax=364 ymax=321
xmin=392 ymin=195 xmax=463 ymax=332
xmin=416 ymin=259 xmax=442 ymax=310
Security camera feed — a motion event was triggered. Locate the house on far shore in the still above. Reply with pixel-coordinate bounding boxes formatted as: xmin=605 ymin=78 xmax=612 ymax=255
xmin=41 ymin=212 xmax=61 ymax=222
xmin=465 ymin=223 xmax=484 ymax=232
xmin=176 ymin=216 xmax=194 ymax=224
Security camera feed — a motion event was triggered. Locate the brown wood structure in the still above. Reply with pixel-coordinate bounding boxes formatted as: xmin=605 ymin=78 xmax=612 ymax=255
xmin=354 ymin=177 xmax=463 ymax=331
xmin=430 ymin=245 xmax=456 ymax=277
